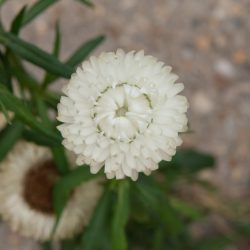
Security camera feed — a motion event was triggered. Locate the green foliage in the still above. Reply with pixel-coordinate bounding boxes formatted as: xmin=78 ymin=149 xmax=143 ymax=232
xmin=51 ymin=146 xmax=69 ymax=175
xmin=0 ymin=32 xmax=74 ymax=78
xmin=80 ymin=190 xmax=112 ymax=250
xmin=160 ymin=148 xmax=215 ymax=174
xmin=22 ymin=0 xmax=59 ymax=27
xmin=52 ymin=166 xmax=99 ymax=236
xmin=0 ymin=121 xmax=23 ymax=161
xmin=43 ymin=35 xmax=105 ymax=86
xmin=159 ymin=148 xmax=216 ymax=185
xmin=136 ymin=176 xmax=184 ymax=236
xmin=0 ymin=52 xmax=12 ymax=91
xmin=0 ymin=85 xmax=61 ymax=142
xmin=23 ymin=128 xmax=59 ymax=146
xmin=42 ymin=22 xmax=62 ymax=89
xmin=66 ymin=35 xmax=105 ymax=67
xmin=10 ymin=6 xmax=27 ymax=35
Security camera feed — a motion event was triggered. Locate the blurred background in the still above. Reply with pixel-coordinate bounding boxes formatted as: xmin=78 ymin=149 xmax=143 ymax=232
xmin=0 ymin=0 xmax=249 ymax=249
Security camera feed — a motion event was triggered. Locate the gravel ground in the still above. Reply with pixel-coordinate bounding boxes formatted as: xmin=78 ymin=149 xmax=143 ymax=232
xmin=0 ymin=0 xmax=249 ymax=249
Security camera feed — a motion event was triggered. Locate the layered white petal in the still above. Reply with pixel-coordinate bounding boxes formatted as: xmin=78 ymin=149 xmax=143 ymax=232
xmin=57 ymin=50 xmax=189 ymax=180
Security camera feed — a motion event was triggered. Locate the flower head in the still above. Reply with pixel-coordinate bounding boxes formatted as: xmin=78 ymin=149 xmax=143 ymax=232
xmin=57 ymin=50 xmax=188 ymax=180
xmin=0 ymin=141 xmax=102 ymax=241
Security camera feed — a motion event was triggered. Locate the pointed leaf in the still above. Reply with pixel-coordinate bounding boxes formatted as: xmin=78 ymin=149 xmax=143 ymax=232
xmin=159 ymin=149 xmax=215 ymax=178
xmin=0 ymin=99 xmax=11 ymax=123
xmin=136 ymin=176 xmax=184 ymax=236
xmin=0 ymin=52 xmax=12 ymax=91
xmin=0 ymin=84 xmax=61 ymax=142
xmin=44 ymin=91 xmax=61 ymax=109
xmin=39 ymin=34 xmax=105 ymax=86
xmin=10 ymin=6 xmax=27 ymax=35
xmin=174 ymin=149 xmax=215 ymax=172
xmin=80 ymin=191 xmax=111 ymax=250
xmin=51 ymin=146 xmax=69 ymax=175
xmin=42 ymin=22 xmax=61 ymax=89
xmin=23 ymin=0 xmax=59 ymax=26
xmin=0 ymin=31 xmax=74 ymax=78
xmin=23 ymin=128 xmax=59 ymax=146
xmin=52 ymin=21 xmax=61 ymax=58
xmin=0 ymin=121 xmax=23 ymax=161
xmin=9 ymin=53 xmax=39 ymax=92
xmin=52 ymin=166 xmax=99 ymax=237
xmin=66 ymin=35 xmax=105 ymax=67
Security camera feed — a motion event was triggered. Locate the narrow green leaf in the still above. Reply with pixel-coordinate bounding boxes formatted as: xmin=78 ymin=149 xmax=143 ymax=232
xmin=42 ymin=22 xmax=61 ymax=89
xmin=159 ymin=149 xmax=215 ymax=178
xmin=67 ymin=35 xmax=105 ymax=67
xmin=0 ymin=31 xmax=74 ymax=78
xmin=53 ymin=166 xmax=95 ymax=217
xmin=34 ymin=95 xmax=69 ymax=174
xmin=76 ymin=0 xmax=94 ymax=8
xmin=0 ymin=121 xmax=23 ymax=161
xmin=52 ymin=166 xmax=98 ymax=237
xmin=80 ymin=191 xmax=111 ymax=250
xmin=174 ymin=149 xmax=215 ymax=172
xmin=51 ymin=146 xmax=69 ymax=175
xmin=23 ymin=128 xmax=59 ymax=146
xmin=112 ymin=180 xmax=130 ymax=250
xmin=10 ymin=6 xmax=27 ymax=35
xmin=23 ymin=0 xmax=59 ymax=26
xmin=136 ymin=176 xmax=184 ymax=236
xmin=0 ymin=99 xmax=11 ymax=124
xmin=44 ymin=91 xmax=61 ymax=109
xmin=38 ymin=35 xmax=105 ymax=86
xmin=9 ymin=52 xmax=39 ymax=92
xmin=0 ymin=52 xmax=12 ymax=91
xmin=35 ymin=95 xmax=51 ymax=126
xmin=52 ymin=22 xmax=61 ymax=58
xmin=0 ymin=84 xmax=61 ymax=143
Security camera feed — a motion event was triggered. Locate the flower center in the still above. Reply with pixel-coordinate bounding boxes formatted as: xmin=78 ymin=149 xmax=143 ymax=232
xmin=93 ymin=84 xmax=153 ymax=141
xmin=23 ymin=160 xmax=60 ymax=215
xmin=115 ymin=106 xmax=128 ymax=117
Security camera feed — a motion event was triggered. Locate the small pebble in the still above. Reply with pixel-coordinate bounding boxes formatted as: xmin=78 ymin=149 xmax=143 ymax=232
xmin=192 ymin=91 xmax=214 ymax=115
xmin=214 ymin=59 xmax=236 ymax=79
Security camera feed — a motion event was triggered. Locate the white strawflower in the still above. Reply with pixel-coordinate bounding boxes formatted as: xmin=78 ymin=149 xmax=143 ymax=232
xmin=57 ymin=49 xmax=188 ymax=180
xmin=0 ymin=141 xmax=102 ymax=241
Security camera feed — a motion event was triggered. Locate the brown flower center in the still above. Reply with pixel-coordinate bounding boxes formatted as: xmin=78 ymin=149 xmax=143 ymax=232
xmin=23 ymin=160 xmax=60 ymax=215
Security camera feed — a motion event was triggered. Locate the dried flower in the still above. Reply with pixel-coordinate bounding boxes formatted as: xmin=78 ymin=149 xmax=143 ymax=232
xmin=0 ymin=141 xmax=102 ymax=241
